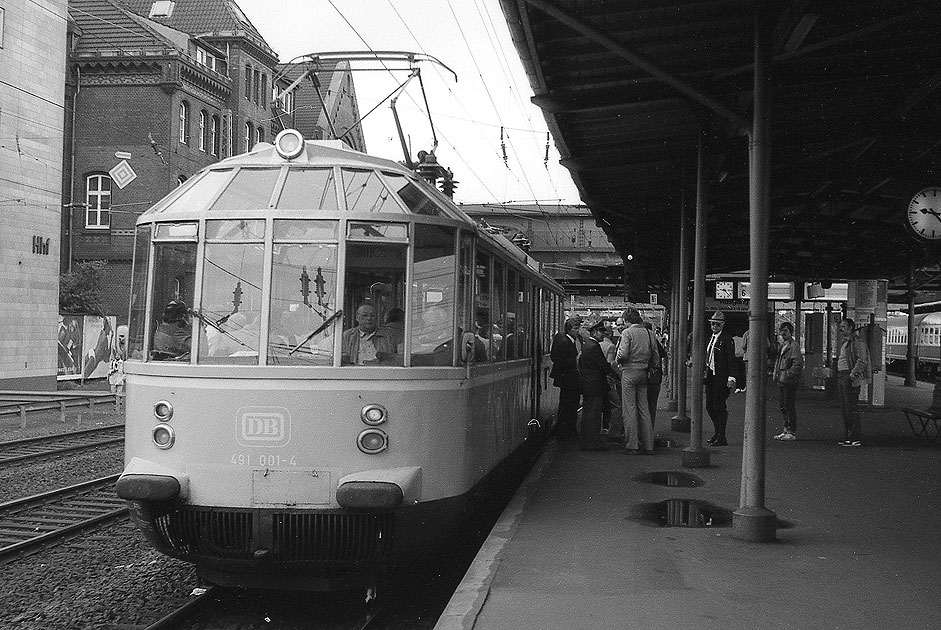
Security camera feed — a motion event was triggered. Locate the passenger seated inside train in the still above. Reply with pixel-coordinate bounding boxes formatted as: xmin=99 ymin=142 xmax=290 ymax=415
xmin=151 ymin=300 xmax=192 ymax=361
xmin=341 ymin=303 xmax=400 ymax=365
xmin=411 ymin=304 xmax=453 ymax=366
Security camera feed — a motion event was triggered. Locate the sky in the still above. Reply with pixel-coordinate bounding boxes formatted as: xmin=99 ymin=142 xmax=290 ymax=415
xmin=234 ymin=0 xmax=582 ymax=206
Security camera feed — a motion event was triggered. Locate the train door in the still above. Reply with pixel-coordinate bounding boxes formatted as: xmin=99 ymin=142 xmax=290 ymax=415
xmin=528 ymin=282 xmax=541 ymax=425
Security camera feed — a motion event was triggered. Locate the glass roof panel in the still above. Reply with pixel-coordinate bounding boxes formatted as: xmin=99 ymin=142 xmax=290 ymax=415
xmin=209 ymin=168 xmax=281 ymax=212
xmin=341 ymin=169 xmax=405 ymax=213
xmin=276 ymin=168 xmax=339 ymax=212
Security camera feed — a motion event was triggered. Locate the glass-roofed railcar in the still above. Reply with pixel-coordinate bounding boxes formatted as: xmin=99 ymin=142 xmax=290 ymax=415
xmin=115 ymin=130 xmax=566 ymax=591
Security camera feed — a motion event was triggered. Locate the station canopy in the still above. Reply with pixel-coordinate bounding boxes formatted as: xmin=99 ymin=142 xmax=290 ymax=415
xmin=499 ymin=0 xmax=941 ymax=296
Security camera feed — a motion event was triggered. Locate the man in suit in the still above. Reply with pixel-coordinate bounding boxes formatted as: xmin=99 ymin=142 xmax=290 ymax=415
xmin=704 ymin=310 xmax=737 ymax=446
xmin=578 ymin=321 xmax=617 ymax=450
xmin=549 ymin=316 xmax=582 ymax=438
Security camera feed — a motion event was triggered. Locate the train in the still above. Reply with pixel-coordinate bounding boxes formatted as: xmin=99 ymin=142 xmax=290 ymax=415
xmin=115 ymin=129 xmax=566 ymax=593
xmin=885 ymin=312 xmax=941 ymax=377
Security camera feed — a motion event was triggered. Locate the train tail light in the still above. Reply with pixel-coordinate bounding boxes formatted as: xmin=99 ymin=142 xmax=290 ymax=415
xmin=361 ymin=403 xmax=387 ymax=425
xmin=357 ymin=428 xmax=388 ymax=454
xmin=154 ymin=401 xmax=173 ymax=421
xmin=153 ymin=424 xmax=176 ymax=449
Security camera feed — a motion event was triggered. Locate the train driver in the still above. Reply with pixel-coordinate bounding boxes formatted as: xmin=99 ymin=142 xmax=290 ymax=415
xmin=341 ymin=303 xmax=399 ymax=365
xmin=152 ymin=300 xmax=192 ymax=360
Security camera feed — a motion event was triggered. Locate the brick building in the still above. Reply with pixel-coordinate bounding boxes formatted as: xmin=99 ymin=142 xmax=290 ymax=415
xmin=0 ymin=0 xmax=68 ymax=389
xmin=64 ymin=0 xmax=361 ymax=320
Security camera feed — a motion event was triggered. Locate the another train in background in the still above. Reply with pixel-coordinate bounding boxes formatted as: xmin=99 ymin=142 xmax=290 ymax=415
xmin=885 ymin=312 xmax=941 ymax=377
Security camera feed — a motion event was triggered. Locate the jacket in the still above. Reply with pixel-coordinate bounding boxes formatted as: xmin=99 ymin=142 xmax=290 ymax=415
xmin=704 ymin=330 xmax=736 ymax=383
xmin=773 ymin=338 xmax=804 ymax=384
xmin=616 ymin=323 xmax=653 ymax=370
xmin=578 ymin=337 xmax=616 ymax=396
xmin=341 ymin=326 xmax=398 ymax=365
xmin=837 ymin=335 xmax=871 ymax=386
xmin=549 ymin=331 xmax=580 ymax=390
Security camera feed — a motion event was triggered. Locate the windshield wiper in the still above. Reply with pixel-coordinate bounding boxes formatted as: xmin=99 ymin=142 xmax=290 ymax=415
xmin=290 ymin=309 xmax=343 ymax=355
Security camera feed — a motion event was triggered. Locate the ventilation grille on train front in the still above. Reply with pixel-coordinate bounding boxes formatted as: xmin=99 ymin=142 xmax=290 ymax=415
xmin=150 ymin=507 xmax=394 ymax=564
xmin=273 ymin=512 xmax=394 ymax=564
xmin=153 ymin=508 xmax=255 ymax=559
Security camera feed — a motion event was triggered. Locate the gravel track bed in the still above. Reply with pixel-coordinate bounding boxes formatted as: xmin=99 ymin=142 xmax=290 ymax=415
xmin=2 ymin=386 xmax=203 ymax=629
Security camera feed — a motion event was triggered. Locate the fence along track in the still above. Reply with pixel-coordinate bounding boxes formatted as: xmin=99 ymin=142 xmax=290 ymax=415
xmin=0 ymin=426 xmax=124 ymax=467
xmin=0 ymin=474 xmax=126 ymax=561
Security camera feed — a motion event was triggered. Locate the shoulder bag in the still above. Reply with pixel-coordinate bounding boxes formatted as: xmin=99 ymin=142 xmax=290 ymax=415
xmin=647 ymin=330 xmax=663 ymax=386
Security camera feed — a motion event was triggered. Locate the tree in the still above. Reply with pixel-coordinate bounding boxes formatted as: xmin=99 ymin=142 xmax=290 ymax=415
xmin=59 ymin=260 xmax=107 ymax=315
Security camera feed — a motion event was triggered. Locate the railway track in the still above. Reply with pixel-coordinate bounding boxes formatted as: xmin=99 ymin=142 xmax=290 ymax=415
xmin=0 ymin=425 xmax=124 ymax=468
xmin=142 ymin=588 xmax=381 ymax=630
xmin=0 ymin=474 xmax=126 ymax=562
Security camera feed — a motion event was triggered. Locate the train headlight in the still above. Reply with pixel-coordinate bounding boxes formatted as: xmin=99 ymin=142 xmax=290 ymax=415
xmin=154 ymin=401 xmax=173 ymax=421
xmin=357 ymin=428 xmax=388 ymax=454
xmin=361 ymin=403 xmax=387 ymax=426
xmin=275 ymin=129 xmax=305 ymax=160
xmin=152 ymin=423 xmax=176 ymax=449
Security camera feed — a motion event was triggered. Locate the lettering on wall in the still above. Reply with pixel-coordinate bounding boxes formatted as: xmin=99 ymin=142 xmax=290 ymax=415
xmin=32 ymin=236 xmax=50 ymax=255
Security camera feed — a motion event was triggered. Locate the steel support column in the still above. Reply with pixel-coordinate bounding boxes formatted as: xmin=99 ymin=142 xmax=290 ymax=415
xmin=666 ymin=235 xmax=679 ymax=412
xmin=733 ymin=6 xmax=777 ymax=542
xmin=672 ymin=183 xmax=691 ymax=431
xmin=682 ymin=133 xmax=708 ymax=468
xmin=905 ymin=255 xmax=917 ymax=387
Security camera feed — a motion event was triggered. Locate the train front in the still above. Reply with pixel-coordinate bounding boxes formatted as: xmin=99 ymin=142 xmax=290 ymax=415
xmin=115 ymin=131 xmax=519 ymax=590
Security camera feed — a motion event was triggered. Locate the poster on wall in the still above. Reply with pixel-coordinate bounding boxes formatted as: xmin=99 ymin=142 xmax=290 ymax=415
xmin=57 ymin=315 xmax=117 ymax=381
xmin=57 ymin=315 xmax=84 ymax=379
xmin=80 ymin=315 xmax=116 ymax=381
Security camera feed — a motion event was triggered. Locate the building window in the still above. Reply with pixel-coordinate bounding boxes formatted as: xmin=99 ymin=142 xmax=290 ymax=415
xmin=211 ymin=115 xmax=220 ymax=156
xmin=0 ymin=8 xmax=5 ymax=50
xmin=245 ymin=122 xmax=253 ymax=152
xmin=199 ymin=110 xmax=208 ymax=151
xmin=253 ymin=69 xmax=260 ymax=104
xmin=179 ymin=101 xmax=189 ymax=144
xmin=149 ymin=1 xmax=175 ymax=18
xmin=244 ymin=64 xmax=252 ymax=100
xmin=85 ymin=174 xmax=112 ymax=229
xmin=256 ymin=127 xmax=264 ymax=144
xmin=260 ymin=74 xmax=268 ymax=107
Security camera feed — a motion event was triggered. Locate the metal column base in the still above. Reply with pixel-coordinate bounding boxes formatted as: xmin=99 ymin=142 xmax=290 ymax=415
xmin=681 ymin=446 xmax=710 ymax=468
xmin=671 ymin=413 xmax=691 ymax=432
xmin=732 ymin=506 xmax=778 ymax=542
xmin=666 ymin=399 xmax=678 ymax=412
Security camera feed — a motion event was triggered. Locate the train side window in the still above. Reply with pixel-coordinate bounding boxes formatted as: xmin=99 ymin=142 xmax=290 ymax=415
xmin=276 ymin=168 xmax=339 ymax=212
xmin=457 ymin=233 xmax=474 ymax=363
xmin=504 ymin=270 xmax=518 ymax=359
xmin=196 ymin=224 xmax=265 ymax=364
xmin=342 ymin=169 xmax=406 ymax=213
xmin=410 ymin=224 xmax=456 ymax=366
xmin=342 ymin=228 xmax=407 ymax=365
xmin=492 ymin=261 xmax=506 ymax=361
xmin=474 ymin=252 xmax=492 ymax=362
xmin=519 ymin=278 xmax=532 ymax=358
xmin=383 ymin=172 xmax=442 ymax=216
xmin=267 ymin=220 xmax=339 ymax=366
xmin=128 ymin=224 xmax=151 ymax=360
xmin=209 ymin=168 xmax=281 ymax=212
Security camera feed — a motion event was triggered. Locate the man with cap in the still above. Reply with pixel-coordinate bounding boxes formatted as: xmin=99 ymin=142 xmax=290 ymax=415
xmin=549 ymin=316 xmax=583 ymax=438
xmin=704 ymin=310 xmax=737 ymax=446
xmin=578 ymin=321 xmax=618 ymax=450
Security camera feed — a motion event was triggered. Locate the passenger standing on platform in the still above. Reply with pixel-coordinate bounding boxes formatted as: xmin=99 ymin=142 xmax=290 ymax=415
xmin=772 ymin=322 xmax=804 ymax=441
xmin=578 ymin=321 xmax=617 ymax=450
xmin=549 ymin=316 xmax=582 ymax=439
xmin=703 ymin=310 xmax=737 ymax=446
xmin=600 ymin=326 xmax=624 ymax=439
xmin=616 ymin=307 xmax=654 ymax=454
xmin=644 ymin=321 xmax=667 ymax=431
xmin=836 ymin=318 xmax=871 ymax=447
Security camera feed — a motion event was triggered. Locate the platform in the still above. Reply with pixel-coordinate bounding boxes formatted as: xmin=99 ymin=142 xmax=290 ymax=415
xmin=436 ymin=375 xmax=941 ymax=630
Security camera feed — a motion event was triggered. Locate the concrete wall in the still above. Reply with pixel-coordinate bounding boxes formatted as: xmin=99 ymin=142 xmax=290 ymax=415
xmin=0 ymin=0 xmax=68 ymax=390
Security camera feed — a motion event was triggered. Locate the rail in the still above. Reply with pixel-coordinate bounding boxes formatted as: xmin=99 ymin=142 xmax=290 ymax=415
xmin=0 ymin=425 xmax=124 ymax=467
xmin=0 ymin=474 xmax=126 ymax=562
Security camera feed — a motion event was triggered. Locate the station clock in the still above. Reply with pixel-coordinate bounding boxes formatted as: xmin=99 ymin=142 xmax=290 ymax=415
xmin=907 ymin=187 xmax=941 ymax=240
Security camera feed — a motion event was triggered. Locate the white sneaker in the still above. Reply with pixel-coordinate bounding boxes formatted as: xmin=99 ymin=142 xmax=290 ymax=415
xmin=780 ymin=432 xmax=797 ymax=441
xmin=773 ymin=431 xmax=788 ymax=440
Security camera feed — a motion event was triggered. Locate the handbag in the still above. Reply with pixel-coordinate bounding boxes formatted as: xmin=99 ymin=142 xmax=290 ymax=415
xmin=646 ymin=330 xmax=663 ymax=386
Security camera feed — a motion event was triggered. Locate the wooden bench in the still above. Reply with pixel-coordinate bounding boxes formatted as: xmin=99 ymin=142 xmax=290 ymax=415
xmin=901 ymin=408 xmax=941 ymax=442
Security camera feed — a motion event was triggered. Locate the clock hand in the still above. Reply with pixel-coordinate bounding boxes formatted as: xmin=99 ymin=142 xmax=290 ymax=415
xmin=919 ymin=207 xmax=941 ymax=221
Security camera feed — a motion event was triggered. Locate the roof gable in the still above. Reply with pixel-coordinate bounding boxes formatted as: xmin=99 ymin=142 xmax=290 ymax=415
xmin=117 ymin=0 xmax=276 ymax=59
xmin=69 ymin=0 xmax=177 ymax=55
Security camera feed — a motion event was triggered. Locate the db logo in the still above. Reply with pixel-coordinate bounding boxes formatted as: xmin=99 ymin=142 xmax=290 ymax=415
xmin=236 ymin=407 xmax=291 ymax=447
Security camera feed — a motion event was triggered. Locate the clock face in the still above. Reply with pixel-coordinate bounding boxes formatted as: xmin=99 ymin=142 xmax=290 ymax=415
xmin=908 ymin=188 xmax=941 ymax=240
xmin=715 ymin=281 xmax=734 ymax=300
